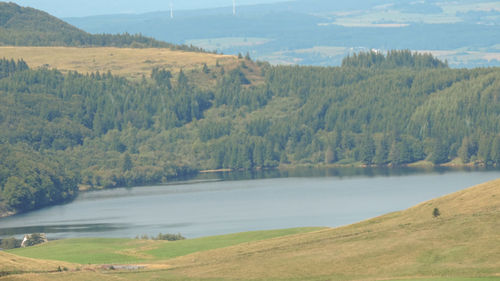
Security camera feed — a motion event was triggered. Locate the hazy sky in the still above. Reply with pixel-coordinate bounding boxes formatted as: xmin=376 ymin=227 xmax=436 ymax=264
xmin=10 ymin=0 xmax=291 ymax=17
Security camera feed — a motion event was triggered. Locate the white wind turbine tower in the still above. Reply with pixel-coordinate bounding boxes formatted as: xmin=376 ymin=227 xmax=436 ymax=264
xmin=170 ymin=2 xmax=174 ymax=19
xmin=233 ymin=0 xmax=236 ymax=16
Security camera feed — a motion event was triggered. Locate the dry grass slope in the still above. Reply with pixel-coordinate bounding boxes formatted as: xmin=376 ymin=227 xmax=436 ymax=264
xmin=0 ymin=251 xmax=76 ymax=276
xmin=164 ymin=178 xmax=500 ymax=280
xmin=0 ymin=46 xmax=236 ymax=79
xmin=0 ymin=46 xmax=266 ymax=91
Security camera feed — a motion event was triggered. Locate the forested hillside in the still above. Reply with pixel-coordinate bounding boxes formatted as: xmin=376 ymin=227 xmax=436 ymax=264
xmin=1 ymin=50 xmax=499 ymax=215
xmin=0 ymin=2 xmax=203 ymax=51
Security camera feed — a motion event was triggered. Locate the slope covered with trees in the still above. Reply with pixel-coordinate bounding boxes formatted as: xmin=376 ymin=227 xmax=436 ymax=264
xmin=0 ymin=2 xmax=204 ymax=51
xmin=0 ymin=50 xmax=499 ymax=215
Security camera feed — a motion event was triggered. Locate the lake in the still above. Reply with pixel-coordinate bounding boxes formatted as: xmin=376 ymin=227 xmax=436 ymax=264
xmin=1 ymin=167 xmax=499 ymax=239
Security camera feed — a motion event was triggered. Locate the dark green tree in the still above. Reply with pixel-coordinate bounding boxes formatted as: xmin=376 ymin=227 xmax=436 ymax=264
xmin=492 ymin=135 xmax=500 ymax=166
xmin=122 ymin=153 xmax=133 ymax=172
xmin=430 ymin=140 xmax=449 ymax=164
xmin=360 ymin=135 xmax=376 ymax=165
xmin=433 ymin=207 xmax=441 ymax=218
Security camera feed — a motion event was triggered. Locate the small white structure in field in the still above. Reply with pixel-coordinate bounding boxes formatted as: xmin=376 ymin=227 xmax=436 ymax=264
xmin=21 ymin=233 xmax=48 ymax=248
xmin=21 ymin=235 xmax=28 ymax=248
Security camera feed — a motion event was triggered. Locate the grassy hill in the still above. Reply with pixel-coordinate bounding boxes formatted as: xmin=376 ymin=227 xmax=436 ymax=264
xmin=2 ymin=179 xmax=499 ymax=280
xmin=163 ymin=178 xmax=500 ymax=280
xmin=0 ymin=2 xmax=202 ymax=51
xmin=0 ymin=251 xmax=76 ymax=277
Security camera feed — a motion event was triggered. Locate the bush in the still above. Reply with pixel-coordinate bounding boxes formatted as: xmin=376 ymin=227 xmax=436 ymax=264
xmin=136 ymin=233 xmax=186 ymax=241
xmin=156 ymin=233 xmax=186 ymax=241
xmin=0 ymin=237 xmax=22 ymax=249
xmin=23 ymin=233 xmax=47 ymax=247
xmin=433 ymin=207 xmax=441 ymax=218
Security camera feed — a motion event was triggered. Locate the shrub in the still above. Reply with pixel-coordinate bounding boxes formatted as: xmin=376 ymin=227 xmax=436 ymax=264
xmin=433 ymin=207 xmax=441 ymax=218
xmin=156 ymin=233 xmax=186 ymax=241
xmin=0 ymin=237 xmax=22 ymax=249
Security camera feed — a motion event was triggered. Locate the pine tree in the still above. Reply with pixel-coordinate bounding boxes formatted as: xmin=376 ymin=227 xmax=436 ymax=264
xmin=477 ymin=135 xmax=492 ymax=164
xmin=458 ymin=137 xmax=470 ymax=164
xmin=430 ymin=140 xmax=449 ymax=164
xmin=360 ymin=135 xmax=376 ymax=165
xmin=122 ymin=153 xmax=133 ymax=172
xmin=491 ymin=135 xmax=500 ymax=166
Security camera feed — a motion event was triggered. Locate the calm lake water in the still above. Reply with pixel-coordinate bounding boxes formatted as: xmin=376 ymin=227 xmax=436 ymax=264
xmin=1 ymin=167 xmax=499 ymax=239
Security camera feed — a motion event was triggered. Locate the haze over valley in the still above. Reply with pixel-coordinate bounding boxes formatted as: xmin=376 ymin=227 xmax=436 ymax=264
xmin=59 ymin=0 xmax=500 ymax=67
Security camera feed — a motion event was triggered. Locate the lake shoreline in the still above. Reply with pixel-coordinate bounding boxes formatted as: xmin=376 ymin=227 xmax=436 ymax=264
xmin=0 ymin=161 xmax=494 ymax=219
xmin=0 ymin=209 xmax=16 ymax=219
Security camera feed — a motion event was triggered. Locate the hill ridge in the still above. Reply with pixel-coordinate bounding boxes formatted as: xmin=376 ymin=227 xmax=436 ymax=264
xmin=0 ymin=2 xmax=204 ymax=51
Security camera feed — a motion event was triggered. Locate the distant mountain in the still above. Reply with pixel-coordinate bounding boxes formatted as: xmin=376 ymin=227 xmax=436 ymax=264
xmin=0 ymin=2 xmax=203 ymax=51
xmin=65 ymin=0 xmax=500 ymax=67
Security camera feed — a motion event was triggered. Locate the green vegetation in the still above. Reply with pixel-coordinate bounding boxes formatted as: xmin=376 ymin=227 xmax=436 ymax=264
xmin=1 ymin=50 xmax=500 ymax=214
xmin=341 ymin=50 xmax=448 ymax=69
xmin=1 ymin=2 xmax=499 ymax=216
xmin=0 ymin=237 xmax=21 ymax=250
xmin=137 ymin=232 xmax=186 ymax=241
xmin=0 ymin=2 xmax=204 ymax=52
xmin=433 ymin=207 xmax=441 ymax=218
xmin=8 ymin=228 xmax=323 ymax=264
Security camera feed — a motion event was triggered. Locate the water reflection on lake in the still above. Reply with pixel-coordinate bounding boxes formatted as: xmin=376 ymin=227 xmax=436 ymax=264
xmin=0 ymin=167 xmax=499 ymax=239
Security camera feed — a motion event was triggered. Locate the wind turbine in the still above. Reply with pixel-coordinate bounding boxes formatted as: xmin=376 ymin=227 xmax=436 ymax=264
xmin=170 ymin=2 xmax=174 ymax=19
xmin=233 ymin=0 xmax=236 ymax=16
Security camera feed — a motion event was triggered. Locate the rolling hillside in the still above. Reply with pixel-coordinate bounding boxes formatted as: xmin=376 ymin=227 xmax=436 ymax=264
xmin=2 ymin=179 xmax=499 ymax=280
xmin=0 ymin=251 xmax=76 ymax=277
xmin=0 ymin=2 xmax=202 ymax=51
xmin=164 ymin=178 xmax=500 ymax=280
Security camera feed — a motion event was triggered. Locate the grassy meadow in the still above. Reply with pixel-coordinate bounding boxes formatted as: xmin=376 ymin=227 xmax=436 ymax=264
xmin=0 ymin=46 xmax=234 ymax=79
xmin=7 ymin=227 xmax=323 ymax=264
xmin=1 ymin=179 xmax=499 ymax=281
xmin=0 ymin=46 xmax=266 ymax=90
xmin=0 ymin=251 xmax=77 ymax=276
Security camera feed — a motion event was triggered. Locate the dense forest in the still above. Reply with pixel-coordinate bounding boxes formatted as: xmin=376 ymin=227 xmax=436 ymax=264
xmin=0 ymin=2 xmax=204 ymax=51
xmin=1 ymin=50 xmax=500 ymax=215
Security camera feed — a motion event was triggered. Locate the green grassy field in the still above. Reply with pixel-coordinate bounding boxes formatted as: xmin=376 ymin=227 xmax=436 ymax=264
xmin=2 ymin=179 xmax=499 ymax=281
xmin=7 ymin=227 xmax=324 ymax=264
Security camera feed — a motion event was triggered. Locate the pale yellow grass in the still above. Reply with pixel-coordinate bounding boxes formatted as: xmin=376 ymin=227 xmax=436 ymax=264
xmin=1 ymin=271 xmax=125 ymax=281
xmin=165 ymin=179 xmax=500 ymax=280
xmin=0 ymin=251 xmax=77 ymax=274
xmin=0 ymin=46 xmax=235 ymax=80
